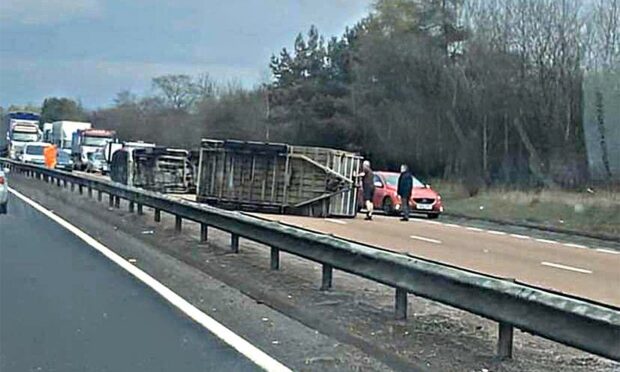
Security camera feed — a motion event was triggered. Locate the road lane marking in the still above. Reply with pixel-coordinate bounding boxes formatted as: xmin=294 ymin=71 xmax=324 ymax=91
xmin=410 ymin=235 xmax=442 ymax=244
xmin=9 ymin=188 xmax=291 ymax=372
xmin=486 ymin=230 xmax=507 ymax=235
xmin=423 ymin=220 xmax=442 ymax=225
xmin=509 ymin=234 xmax=530 ymax=240
xmin=563 ymin=243 xmax=588 ymax=249
xmin=466 ymin=227 xmax=484 ymax=232
xmin=325 ymin=218 xmax=347 ymax=225
xmin=540 ymin=261 xmax=592 ymax=274
xmin=444 ymin=223 xmax=461 ymax=228
xmin=535 ymin=238 xmax=559 ymax=245
xmin=596 ymin=248 xmax=620 ymax=255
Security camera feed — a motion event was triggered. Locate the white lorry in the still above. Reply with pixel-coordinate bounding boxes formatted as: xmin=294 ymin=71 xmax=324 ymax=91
xmin=2 ymin=112 xmax=42 ymax=159
xmin=50 ymin=121 xmax=92 ymax=155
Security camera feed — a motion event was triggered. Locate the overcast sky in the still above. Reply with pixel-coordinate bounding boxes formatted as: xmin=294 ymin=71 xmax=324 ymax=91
xmin=0 ymin=0 xmax=371 ymax=108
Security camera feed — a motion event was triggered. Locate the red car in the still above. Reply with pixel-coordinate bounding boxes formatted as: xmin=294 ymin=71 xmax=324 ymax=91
xmin=359 ymin=171 xmax=444 ymax=219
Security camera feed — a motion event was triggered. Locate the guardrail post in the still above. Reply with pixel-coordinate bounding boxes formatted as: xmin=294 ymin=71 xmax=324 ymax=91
xmin=70 ymin=182 xmax=75 ymax=192
xmin=108 ymin=194 xmax=114 ymax=207
xmin=87 ymin=187 xmax=93 ymax=198
xmin=63 ymin=179 xmax=68 ymax=188
xmin=175 ymin=216 xmax=182 ymax=232
xmin=270 ymin=247 xmax=280 ymax=270
xmin=56 ymin=178 xmax=61 ymax=187
xmin=321 ymin=264 xmax=333 ymax=291
xmin=78 ymin=185 xmax=83 ymax=195
xmin=114 ymin=196 xmax=120 ymax=208
xmin=200 ymin=224 xmax=208 ymax=242
xmin=137 ymin=204 xmax=143 ymax=215
xmin=97 ymin=190 xmax=102 ymax=202
xmin=395 ymin=288 xmax=408 ymax=320
xmin=231 ymin=234 xmax=239 ymax=253
xmin=128 ymin=201 xmax=135 ymax=213
xmin=154 ymin=209 xmax=161 ymax=222
xmin=497 ymin=322 xmax=514 ymax=359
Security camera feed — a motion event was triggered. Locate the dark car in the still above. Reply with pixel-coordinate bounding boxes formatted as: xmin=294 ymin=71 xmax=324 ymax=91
xmin=55 ymin=150 xmax=74 ymax=172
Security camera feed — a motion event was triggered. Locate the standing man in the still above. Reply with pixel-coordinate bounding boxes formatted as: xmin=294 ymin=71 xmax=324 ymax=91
xmin=397 ymin=164 xmax=413 ymax=221
xmin=361 ymin=160 xmax=375 ymax=220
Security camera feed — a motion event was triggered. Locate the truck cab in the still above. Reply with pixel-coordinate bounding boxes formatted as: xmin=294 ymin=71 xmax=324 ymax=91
xmin=8 ymin=122 xmax=42 ymax=160
xmin=71 ymin=129 xmax=116 ymax=170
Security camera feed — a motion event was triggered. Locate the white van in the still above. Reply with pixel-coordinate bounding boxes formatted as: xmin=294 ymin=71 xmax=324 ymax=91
xmin=21 ymin=142 xmax=50 ymax=165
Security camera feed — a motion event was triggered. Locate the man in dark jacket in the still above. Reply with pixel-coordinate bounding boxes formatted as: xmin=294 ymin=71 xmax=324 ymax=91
xmin=361 ymin=160 xmax=375 ymax=220
xmin=397 ymin=164 xmax=413 ymax=221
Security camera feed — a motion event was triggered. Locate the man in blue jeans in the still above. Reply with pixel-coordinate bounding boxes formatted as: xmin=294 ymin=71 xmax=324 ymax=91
xmin=397 ymin=164 xmax=413 ymax=221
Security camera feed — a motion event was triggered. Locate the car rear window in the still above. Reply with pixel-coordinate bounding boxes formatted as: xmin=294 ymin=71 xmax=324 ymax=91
xmin=26 ymin=146 xmax=45 ymax=155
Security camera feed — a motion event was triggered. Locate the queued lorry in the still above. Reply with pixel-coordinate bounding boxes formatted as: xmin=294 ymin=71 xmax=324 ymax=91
xmin=50 ymin=121 xmax=92 ymax=155
xmin=71 ymin=128 xmax=116 ymax=170
xmin=196 ymin=139 xmax=362 ymax=217
xmin=1 ymin=112 xmax=42 ymax=159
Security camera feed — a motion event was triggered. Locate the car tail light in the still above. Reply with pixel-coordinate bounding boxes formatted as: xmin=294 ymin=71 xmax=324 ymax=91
xmin=0 ymin=176 xmax=4 ymax=185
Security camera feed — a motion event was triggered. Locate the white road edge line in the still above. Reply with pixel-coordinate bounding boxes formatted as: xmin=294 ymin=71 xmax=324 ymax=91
xmin=596 ymin=248 xmax=620 ymax=255
xmin=540 ymin=261 xmax=592 ymax=274
xmin=563 ymin=243 xmax=588 ymax=249
xmin=8 ymin=187 xmax=291 ymax=372
xmin=486 ymin=230 xmax=507 ymax=235
xmin=410 ymin=235 xmax=442 ymax=244
xmin=466 ymin=227 xmax=483 ymax=232
xmin=324 ymin=218 xmax=347 ymax=225
xmin=509 ymin=234 xmax=530 ymax=240
xmin=444 ymin=223 xmax=461 ymax=228
xmin=535 ymin=238 xmax=558 ymax=245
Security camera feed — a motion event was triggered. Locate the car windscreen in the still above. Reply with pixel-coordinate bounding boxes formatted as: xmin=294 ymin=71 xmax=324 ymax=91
xmin=57 ymin=152 xmax=70 ymax=161
xmin=83 ymin=137 xmax=110 ymax=147
xmin=383 ymin=174 xmax=425 ymax=188
xmin=25 ymin=146 xmax=45 ymax=155
xmin=13 ymin=133 xmax=39 ymax=142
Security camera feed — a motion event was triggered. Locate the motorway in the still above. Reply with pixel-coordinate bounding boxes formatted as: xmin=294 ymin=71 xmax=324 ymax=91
xmin=0 ymin=193 xmax=261 ymax=371
xmin=255 ymin=213 xmax=620 ymax=307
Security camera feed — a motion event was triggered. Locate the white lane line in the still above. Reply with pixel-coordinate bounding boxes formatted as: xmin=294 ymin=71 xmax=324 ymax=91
xmin=540 ymin=261 xmax=592 ymax=274
xmin=563 ymin=243 xmax=588 ymax=249
xmin=444 ymin=223 xmax=461 ymax=228
xmin=486 ymin=230 xmax=507 ymax=236
xmin=596 ymin=248 xmax=620 ymax=255
xmin=410 ymin=235 xmax=442 ymax=244
xmin=535 ymin=238 xmax=559 ymax=245
xmin=466 ymin=227 xmax=484 ymax=232
xmin=423 ymin=220 xmax=442 ymax=225
xmin=9 ymin=188 xmax=291 ymax=372
xmin=325 ymin=218 xmax=347 ymax=225
xmin=509 ymin=234 xmax=530 ymax=240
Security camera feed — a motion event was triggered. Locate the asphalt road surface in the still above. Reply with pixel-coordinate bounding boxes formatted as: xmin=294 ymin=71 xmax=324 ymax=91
xmin=254 ymin=213 xmax=620 ymax=307
xmin=0 ymin=193 xmax=260 ymax=372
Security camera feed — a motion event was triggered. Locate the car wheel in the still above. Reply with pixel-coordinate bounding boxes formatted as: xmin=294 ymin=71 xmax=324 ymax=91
xmin=427 ymin=213 xmax=439 ymax=219
xmin=0 ymin=203 xmax=7 ymax=214
xmin=383 ymin=198 xmax=394 ymax=215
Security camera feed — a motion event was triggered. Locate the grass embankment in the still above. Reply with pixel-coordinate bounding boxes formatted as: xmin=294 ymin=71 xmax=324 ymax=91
xmin=431 ymin=180 xmax=620 ymax=238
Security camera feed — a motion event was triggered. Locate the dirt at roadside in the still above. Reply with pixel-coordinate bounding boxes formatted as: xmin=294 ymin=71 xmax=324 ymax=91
xmin=10 ymin=174 xmax=620 ymax=372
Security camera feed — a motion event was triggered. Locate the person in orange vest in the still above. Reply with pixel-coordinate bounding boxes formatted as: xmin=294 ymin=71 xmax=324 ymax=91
xmin=44 ymin=144 xmax=57 ymax=169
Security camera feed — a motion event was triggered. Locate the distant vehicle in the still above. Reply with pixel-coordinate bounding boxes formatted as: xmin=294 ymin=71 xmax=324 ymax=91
xmin=50 ymin=121 xmax=92 ymax=155
xmin=1 ymin=112 xmax=41 ymax=158
xmin=55 ymin=150 xmax=74 ymax=172
xmin=71 ymin=128 xmax=116 ymax=170
xmin=360 ymin=171 xmax=444 ymax=219
xmin=42 ymin=123 xmax=53 ymax=142
xmin=21 ymin=142 xmax=50 ymax=166
xmin=0 ymin=167 xmax=8 ymax=214
xmin=85 ymin=151 xmax=109 ymax=174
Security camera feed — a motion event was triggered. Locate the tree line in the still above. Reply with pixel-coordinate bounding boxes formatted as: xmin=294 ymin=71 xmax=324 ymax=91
xmin=3 ymin=0 xmax=619 ymax=189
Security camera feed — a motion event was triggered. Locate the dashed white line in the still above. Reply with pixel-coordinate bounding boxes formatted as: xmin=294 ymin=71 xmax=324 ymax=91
xmin=596 ymin=248 xmax=620 ymax=255
xmin=486 ymin=230 xmax=507 ymax=236
xmin=9 ymin=188 xmax=292 ymax=372
xmin=535 ymin=238 xmax=559 ymax=245
xmin=509 ymin=234 xmax=530 ymax=240
xmin=466 ymin=227 xmax=484 ymax=232
xmin=563 ymin=243 xmax=588 ymax=249
xmin=325 ymin=218 xmax=347 ymax=225
xmin=540 ymin=261 xmax=592 ymax=274
xmin=410 ymin=235 xmax=442 ymax=244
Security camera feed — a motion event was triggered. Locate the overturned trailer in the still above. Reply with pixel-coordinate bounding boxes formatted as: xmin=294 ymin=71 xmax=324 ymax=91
xmin=110 ymin=146 xmax=196 ymax=193
xmin=196 ymin=139 xmax=362 ymax=217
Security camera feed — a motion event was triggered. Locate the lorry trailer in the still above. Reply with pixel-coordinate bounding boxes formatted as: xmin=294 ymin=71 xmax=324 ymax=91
xmin=196 ymin=139 xmax=362 ymax=217
xmin=50 ymin=121 xmax=92 ymax=155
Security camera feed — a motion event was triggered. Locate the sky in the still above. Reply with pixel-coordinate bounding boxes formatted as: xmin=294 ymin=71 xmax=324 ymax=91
xmin=0 ymin=0 xmax=371 ymax=109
